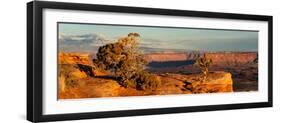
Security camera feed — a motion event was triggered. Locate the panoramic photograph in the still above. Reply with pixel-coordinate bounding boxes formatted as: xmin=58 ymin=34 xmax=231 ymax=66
xmin=58 ymin=22 xmax=258 ymax=99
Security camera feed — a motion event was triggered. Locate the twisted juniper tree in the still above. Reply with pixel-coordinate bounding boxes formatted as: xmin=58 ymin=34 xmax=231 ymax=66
xmin=195 ymin=54 xmax=213 ymax=82
xmin=95 ymin=33 xmax=161 ymax=89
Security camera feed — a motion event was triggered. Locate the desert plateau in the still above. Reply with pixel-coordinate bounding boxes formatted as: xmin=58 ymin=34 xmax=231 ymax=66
xmin=58 ymin=49 xmax=258 ymax=99
xmin=58 ymin=23 xmax=258 ymax=99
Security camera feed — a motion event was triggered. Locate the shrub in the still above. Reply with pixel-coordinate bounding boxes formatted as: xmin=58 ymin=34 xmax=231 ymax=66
xmin=135 ymin=71 xmax=161 ymax=90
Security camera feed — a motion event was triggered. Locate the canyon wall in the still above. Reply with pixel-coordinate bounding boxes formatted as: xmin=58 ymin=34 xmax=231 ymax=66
xmin=145 ymin=52 xmax=257 ymax=66
xmin=58 ymin=52 xmax=91 ymax=65
xmin=205 ymin=52 xmax=257 ymax=65
xmin=144 ymin=53 xmax=188 ymax=62
xmin=58 ymin=51 xmax=257 ymax=66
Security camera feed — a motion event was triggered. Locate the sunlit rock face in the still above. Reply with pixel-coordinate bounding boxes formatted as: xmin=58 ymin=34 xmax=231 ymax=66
xmin=58 ymin=51 xmax=257 ymax=67
xmin=153 ymin=71 xmax=233 ymax=95
xmin=144 ymin=52 xmax=257 ymax=66
xmin=205 ymin=52 xmax=257 ymax=66
xmin=144 ymin=53 xmax=189 ymax=62
xmin=58 ymin=52 xmax=236 ymax=99
xmin=184 ymin=71 xmax=233 ymax=93
xmin=58 ymin=52 xmax=91 ymax=65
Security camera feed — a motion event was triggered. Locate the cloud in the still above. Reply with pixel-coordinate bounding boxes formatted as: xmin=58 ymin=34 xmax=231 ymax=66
xmin=176 ymin=37 xmax=258 ymax=51
xmin=59 ymin=33 xmax=113 ymax=52
xmin=142 ymin=38 xmax=176 ymax=49
xmin=58 ymin=32 xmax=258 ymax=53
xmin=141 ymin=36 xmax=258 ymax=52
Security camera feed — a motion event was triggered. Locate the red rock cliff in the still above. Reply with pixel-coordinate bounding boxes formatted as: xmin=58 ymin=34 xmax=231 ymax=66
xmin=144 ymin=53 xmax=188 ymax=62
xmin=145 ymin=52 xmax=257 ymax=65
xmin=58 ymin=52 xmax=91 ymax=65
xmin=205 ymin=52 xmax=257 ymax=65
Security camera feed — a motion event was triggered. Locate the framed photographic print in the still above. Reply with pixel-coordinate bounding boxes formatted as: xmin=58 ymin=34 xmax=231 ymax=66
xmin=27 ymin=1 xmax=273 ymax=122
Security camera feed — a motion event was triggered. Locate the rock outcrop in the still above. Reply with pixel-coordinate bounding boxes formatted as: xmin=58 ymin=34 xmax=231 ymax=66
xmin=59 ymin=71 xmax=233 ymax=99
xmin=58 ymin=52 xmax=234 ymax=99
xmin=59 ymin=52 xmax=91 ymax=65
xmin=59 ymin=51 xmax=257 ymax=67
xmin=154 ymin=71 xmax=233 ymax=95
xmin=184 ymin=71 xmax=233 ymax=93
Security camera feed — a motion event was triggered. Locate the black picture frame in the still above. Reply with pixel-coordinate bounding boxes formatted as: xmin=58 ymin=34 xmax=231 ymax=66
xmin=27 ymin=1 xmax=273 ymax=122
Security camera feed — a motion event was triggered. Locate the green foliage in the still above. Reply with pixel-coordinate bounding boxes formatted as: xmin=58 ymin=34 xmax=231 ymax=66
xmin=195 ymin=54 xmax=213 ymax=82
xmin=96 ymin=33 xmax=161 ymax=89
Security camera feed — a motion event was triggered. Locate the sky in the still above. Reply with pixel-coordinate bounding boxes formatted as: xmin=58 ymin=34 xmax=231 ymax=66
xmin=58 ymin=23 xmax=258 ymax=53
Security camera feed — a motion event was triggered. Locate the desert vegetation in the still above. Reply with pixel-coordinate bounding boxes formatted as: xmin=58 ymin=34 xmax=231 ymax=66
xmin=195 ymin=54 xmax=213 ymax=82
xmin=95 ymin=33 xmax=161 ymax=90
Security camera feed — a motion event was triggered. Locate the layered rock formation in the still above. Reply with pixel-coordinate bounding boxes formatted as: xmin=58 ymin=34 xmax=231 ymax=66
xmin=205 ymin=52 xmax=257 ymax=66
xmin=144 ymin=53 xmax=188 ymax=62
xmin=184 ymin=71 xmax=233 ymax=93
xmin=58 ymin=52 xmax=235 ymax=99
xmin=59 ymin=71 xmax=233 ymax=99
xmin=59 ymin=51 xmax=257 ymax=67
xmin=145 ymin=52 xmax=257 ymax=66
xmin=59 ymin=52 xmax=91 ymax=65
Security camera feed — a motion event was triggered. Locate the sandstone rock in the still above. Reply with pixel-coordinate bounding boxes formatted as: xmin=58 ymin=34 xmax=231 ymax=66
xmin=58 ymin=75 xmax=66 ymax=93
xmin=93 ymin=70 xmax=108 ymax=76
xmin=185 ymin=71 xmax=233 ymax=93
xmin=151 ymin=71 xmax=233 ymax=95
xmin=144 ymin=52 xmax=257 ymax=66
xmin=205 ymin=52 xmax=257 ymax=66
xmin=80 ymin=78 xmax=121 ymax=98
xmin=70 ymin=70 xmax=87 ymax=79
xmin=58 ymin=52 xmax=235 ymax=98
xmin=59 ymin=71 xmax=233 ymax=99
xmin=153 ymin=75 xmax=187 ymax=95
xmin=145 ymin=53 xmax=188 ymax=62
xmin=59 ymin=52 xmax=91 ymax=65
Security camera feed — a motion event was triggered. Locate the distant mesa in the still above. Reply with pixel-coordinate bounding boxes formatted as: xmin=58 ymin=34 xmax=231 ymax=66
xmin=59 ymin=50 xmax=257 ymax=66
xmin=205 ymin=52 xmax=257 ymax=65
xmin=145 ymin=51 xmax=257 ymax=66
xmin=144 ymin=53 xmax=190 ymax=62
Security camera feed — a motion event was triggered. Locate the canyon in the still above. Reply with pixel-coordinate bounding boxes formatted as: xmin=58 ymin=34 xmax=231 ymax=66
xmin=58 ymin=51 xmax=257 ymax=99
